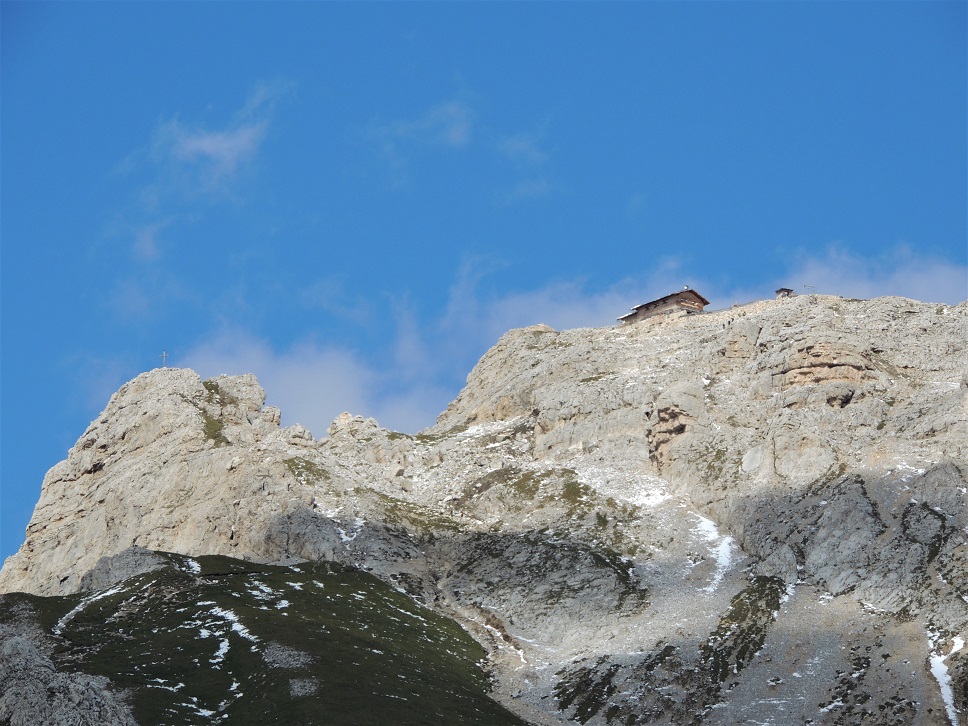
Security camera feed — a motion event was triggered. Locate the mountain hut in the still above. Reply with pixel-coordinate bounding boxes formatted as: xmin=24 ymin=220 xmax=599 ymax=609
xmin=617 ymin=289 xmax=710 ymax=325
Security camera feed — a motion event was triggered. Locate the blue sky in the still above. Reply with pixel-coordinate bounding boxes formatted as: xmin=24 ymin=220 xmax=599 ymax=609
xmin=2 ymin=2 xmax=966 ymax=562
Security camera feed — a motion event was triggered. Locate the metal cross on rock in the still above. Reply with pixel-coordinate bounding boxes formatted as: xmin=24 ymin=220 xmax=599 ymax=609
xmin=160 ymin=351 xmax=169 ymax=367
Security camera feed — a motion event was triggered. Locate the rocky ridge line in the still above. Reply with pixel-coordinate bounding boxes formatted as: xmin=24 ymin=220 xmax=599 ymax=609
xmin=2 ymin=294 xmax=966 ymax=725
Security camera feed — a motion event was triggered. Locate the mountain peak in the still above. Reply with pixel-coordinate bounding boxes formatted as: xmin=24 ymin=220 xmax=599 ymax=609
xmin=2 ymin=295 xmax=966 ymax=724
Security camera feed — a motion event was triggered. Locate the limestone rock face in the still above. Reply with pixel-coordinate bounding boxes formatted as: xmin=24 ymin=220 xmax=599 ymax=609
xmin=2 ymin=294 xmax=967 ymax=725
xmin=0 ymin=603 xmax=136 ymax=726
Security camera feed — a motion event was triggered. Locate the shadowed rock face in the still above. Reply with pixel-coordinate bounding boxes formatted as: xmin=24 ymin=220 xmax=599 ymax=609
xmin=2 ymin=295 xmax=967 ymax=725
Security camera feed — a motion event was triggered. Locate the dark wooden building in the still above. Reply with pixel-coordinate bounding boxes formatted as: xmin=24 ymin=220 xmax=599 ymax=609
xmin=617 ymin=289 xmax=710 ymax=325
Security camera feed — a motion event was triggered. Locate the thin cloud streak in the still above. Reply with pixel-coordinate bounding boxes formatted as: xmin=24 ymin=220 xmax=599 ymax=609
xmin=498 ymin=132 xmax=549 ymax=166
xmin=367 ymin=98 xmax=474 ymax=187
xmin=162 ymin=120 xmax=268 ymax=181
xmin=111 ymin=82 xmax=289 ymax=263
xmin=390 ymin=100 xmax=474 ymax=148
xmin=144 ymin=82 xmax=286 ymax=196
xmin=782 ymin=245 xmax=967 ymax=305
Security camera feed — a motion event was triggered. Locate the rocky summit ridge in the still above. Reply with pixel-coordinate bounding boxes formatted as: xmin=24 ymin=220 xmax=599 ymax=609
xmin=2 ymin=294 xmax=967 ymax=725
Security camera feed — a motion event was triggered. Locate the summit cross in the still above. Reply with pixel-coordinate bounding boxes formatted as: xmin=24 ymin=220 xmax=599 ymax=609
xmin=160 ymin=351 xmax=169 ymax=367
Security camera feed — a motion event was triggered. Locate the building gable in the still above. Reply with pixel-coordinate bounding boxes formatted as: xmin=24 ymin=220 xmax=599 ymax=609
xmin=618 ymin=289 xmax=710 ymax=325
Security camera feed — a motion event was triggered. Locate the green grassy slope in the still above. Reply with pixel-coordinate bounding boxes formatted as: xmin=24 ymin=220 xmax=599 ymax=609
xmin=0 ymin=553 xmax=530 ymax=725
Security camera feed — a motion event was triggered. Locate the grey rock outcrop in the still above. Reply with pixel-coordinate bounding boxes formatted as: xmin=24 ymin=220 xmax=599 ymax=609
xmin=0 ymin=604 xmax=136 ymax=726
xmin=78 ymin=547 xmax=167 ymax=592
xmin=2 ymin=294 xmax=966 ymax=724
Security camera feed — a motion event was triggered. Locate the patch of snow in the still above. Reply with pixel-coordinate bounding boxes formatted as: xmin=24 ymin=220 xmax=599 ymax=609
xmin=182 ymin=558 xmax=201 ymax=574
xmin=247 ymin=581 xmax=278 ymax=600
xmin=337 ymin=517 xmax=365 ymax=543
xmin=53 ymin=584 xmax=127 ymax=635
xmin=275 ymin=600 xmax=290 ymax=609
xmin=210 ymin=638 xmax=230 ymax=664
xmin=692 ymin=513 xmax=736 ymax=593
xmin=929 ymin=631 xmax=965 ymax=726
xmin=390 ymin=605 xmax=428 ymax=623
xmin=573 ymin=462 xmax=672 ymax=508
xmin=179 ymin=703 xmax=217 ymax=718
xmin=209 ymin=606 xmax=259 ymax=643
xmin=896 ymin=461 xmax=927 ymax=484
xmin=458 ymin=418 xmax=528 ymax=441
xmin=819 ymin=699 xmax=844 ymax=713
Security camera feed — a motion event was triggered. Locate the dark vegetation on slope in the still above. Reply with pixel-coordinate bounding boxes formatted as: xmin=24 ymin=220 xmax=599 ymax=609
xmin=0 ymin=553 xmax=529 ymax=725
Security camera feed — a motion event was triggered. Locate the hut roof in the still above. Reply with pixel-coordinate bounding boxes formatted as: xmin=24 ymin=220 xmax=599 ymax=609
xmin=618 ymin=289 xmax=710 ymax=321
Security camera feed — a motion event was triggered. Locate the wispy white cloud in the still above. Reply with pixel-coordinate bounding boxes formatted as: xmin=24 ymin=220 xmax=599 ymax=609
xmin=498 ymin=132 xmax=549 ymax=166
xmin=439 ymin=256 xmax=696 ymax=350
xmin=239 ymin=78 xmax=294 ymax=119
xmin=366 ymin=96 xmax=557 ymax=202
xmin=183 ymin=331 xmax=373 ymax=437
xmin=299 ymin=278 xmax=372 ymax=326
xmin=131 ymin=220 xmax=171 ymax=261
xmin=779 ymin=245 xmax=967 ymax=305
xmin=145 ymin=83 xmax=286 ymax=194
xmin=158 ymin=119 xmax=268 ymax=185
xmin=92 ymin=83 xmax=292 ymax=324
xmin=368 ymin=99 xmax=474 ymax=187
xmin=391 ymin=100 xmax=474 ymax=148
xmin=110 ymin=81 xmax=291 ymax=266
xmin=181 ymin=330 xmax=449 ymax=437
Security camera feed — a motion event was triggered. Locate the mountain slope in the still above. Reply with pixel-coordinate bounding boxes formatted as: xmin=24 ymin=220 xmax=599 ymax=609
xmin=2 ymin=294 xmax=966 ymax=724
xmin=1 ymin=551 xmax=527 ymax=725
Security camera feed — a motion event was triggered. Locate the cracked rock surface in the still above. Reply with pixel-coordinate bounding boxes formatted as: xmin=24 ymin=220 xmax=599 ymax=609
xmin=2 ymin=294 xmax=966 ymax=724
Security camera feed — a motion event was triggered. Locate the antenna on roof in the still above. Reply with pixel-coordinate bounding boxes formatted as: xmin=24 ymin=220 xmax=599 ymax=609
xmin=683 ymin=285 xmax=690 ymax=290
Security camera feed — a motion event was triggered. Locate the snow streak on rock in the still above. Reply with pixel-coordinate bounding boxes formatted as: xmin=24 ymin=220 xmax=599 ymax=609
xmin=692 ymin=513 xmax=736 ymax=593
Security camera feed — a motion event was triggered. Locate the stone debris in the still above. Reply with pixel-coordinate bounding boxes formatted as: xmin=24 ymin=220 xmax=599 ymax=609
xmin=0 ymin=629 xmax=136 ymax=726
